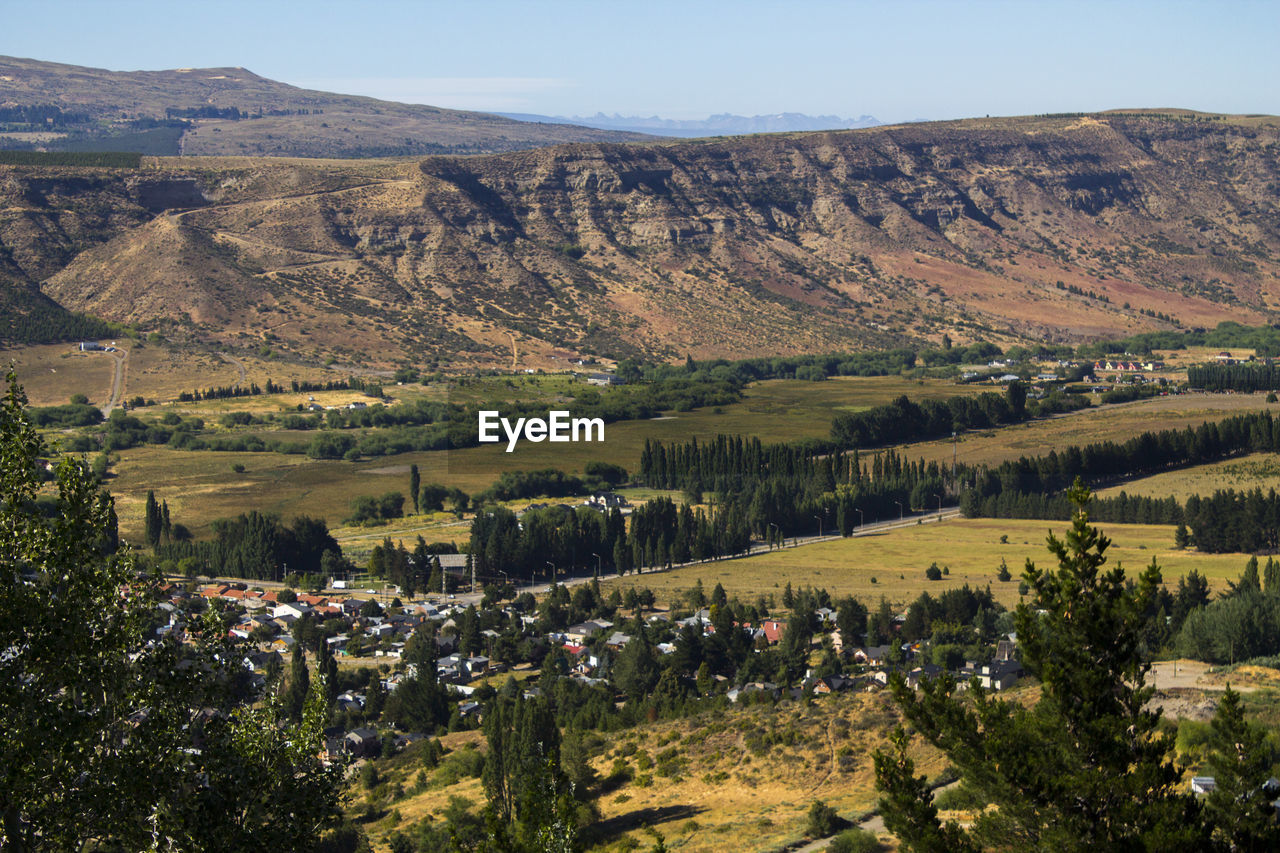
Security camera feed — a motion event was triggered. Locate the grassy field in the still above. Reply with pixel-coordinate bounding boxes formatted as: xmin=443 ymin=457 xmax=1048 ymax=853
xmin=1098 ymin=452 xmax=1280 ymax=502
xmin=602 ymin=517 xmax=1256 ymax=612
xmin=350 ymin=690 xmax=951 ymax=853
xmin=101 ymin=375 xmax=976 ymax=538
xmin=4 ymin=340 xmax=372 ymax=408
xmin=898 ymin=392 xmax=1280 ymax=469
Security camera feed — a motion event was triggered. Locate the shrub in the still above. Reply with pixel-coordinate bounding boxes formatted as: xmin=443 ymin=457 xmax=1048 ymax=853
xmin=829 ymin=828 xmax=882 ymax=853
xmin=807 ymin=799 xmax=845 ymax=837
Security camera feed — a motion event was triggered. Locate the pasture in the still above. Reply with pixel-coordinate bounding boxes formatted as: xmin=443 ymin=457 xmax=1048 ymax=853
xmin=897 ymin=391 xmax=1280 ymax=469
xmin=603 ymin=516 xmax=1255 ymax=612
xmin=1098 ymin=452 xmax=1280 ymax=502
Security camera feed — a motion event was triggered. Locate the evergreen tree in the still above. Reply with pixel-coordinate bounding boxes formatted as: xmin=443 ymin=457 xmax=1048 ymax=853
xmin=284 ymin=644 xmax=311 ymax=722
xmin=1174 ymin=522 xmax=1190 ymax=549
xmin=875 ymin=481 xmax=1209 ymax=849
xmin=409 ymin=463 xmax=420 ymax=514
xmin=1204 ymin=685 xmax=1280 ymax=849
xmin=613 ymin=624 xmax=660 ymax=700
xmin=482 ymin=691 xmax=574 ymax=846
xmin=460 ymin=604 xmax=482 ymax=656
xmin=144 ymin=489 xmax=161 ymax=547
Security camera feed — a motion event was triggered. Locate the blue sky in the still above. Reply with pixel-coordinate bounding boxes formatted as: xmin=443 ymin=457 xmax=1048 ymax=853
xmin=4 ymin=0 xmax=1278 ymax=122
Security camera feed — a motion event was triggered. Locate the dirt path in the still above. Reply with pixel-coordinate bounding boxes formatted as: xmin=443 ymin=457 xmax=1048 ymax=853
xmin=98 ymin=346 xmax=128 ymax=416
xmin=216 ymin=351 xmax=247 ymax=389
xmin=507 ymin=332 xmax=519 ymax=370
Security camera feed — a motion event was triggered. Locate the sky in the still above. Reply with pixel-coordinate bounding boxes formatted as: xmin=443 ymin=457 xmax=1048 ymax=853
xmin=3 ymin=0 xmax=1278 ymax=123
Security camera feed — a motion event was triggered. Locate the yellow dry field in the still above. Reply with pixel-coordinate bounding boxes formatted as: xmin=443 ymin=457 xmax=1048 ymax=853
xmin=1098 ymin=452 xmax=1280 ymax=503
xmin=4 ymin=341 xmax=352 ymax=407
xmin=603 ymin=517 xmax=1256 ymax=612
xmin=352 ymin=691 xmax=953 ymax=853
xmin=898 ymin=392 xmax=1280 ymax=469
xmin=3 ymin=343 xmax=124 ymax=407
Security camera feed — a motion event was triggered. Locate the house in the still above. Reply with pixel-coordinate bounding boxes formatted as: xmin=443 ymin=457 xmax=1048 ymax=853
xmin=906 ymin=664 xmax=943 ymax=690
xmin=586 ymin=373 xmax=625 ymax=386
xmin=1190 ymin=776 xmax=1217 ymax=795
xmin=336 ymin=692 xmax=365 ymax=713
xmin=727 ymin=682 xmax=780 ymax=703
xmin=749 ymin=619 xmax=786 ymax=644
xmin=564 ymin=620 xmax=611 ymax=645
xmin=812 ymin=675 xmax=849 ymax=695
xmin=273 ymin=602 xmax=312 ymax=621
xmin=344 ymin=727 xmax=380 ymax=757
xmin=584 ymin=491 xmax=629 ymax=510
xmin=347 ymin=401 xmax=368 ymax=410
xmin=79 ymin=341 xmax=105 ymax=351
xmin=977 ymin=659 xmax=1023 ymax=691
xmin=854 ymin=645 xmax=892 ymax=666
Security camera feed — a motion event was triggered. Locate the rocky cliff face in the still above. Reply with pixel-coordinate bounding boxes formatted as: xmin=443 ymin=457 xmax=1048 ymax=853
xmin=7 ymin=112 xmax=1280 ymax=365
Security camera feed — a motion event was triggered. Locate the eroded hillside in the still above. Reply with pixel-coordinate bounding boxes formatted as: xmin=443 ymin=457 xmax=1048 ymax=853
xmin=6 ymin=112 xmax=1280 ymax=366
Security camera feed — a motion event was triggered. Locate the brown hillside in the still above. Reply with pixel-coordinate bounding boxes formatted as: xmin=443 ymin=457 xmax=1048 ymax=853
xmin=7 ymin=112 xmax=1280 ymax=366
xmin=0 ymin=55 xmax=654 ymax=157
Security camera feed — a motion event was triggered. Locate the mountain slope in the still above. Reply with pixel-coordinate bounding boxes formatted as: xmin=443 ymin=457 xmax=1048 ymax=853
xmin=0 ymin=55 xmax=654 ymax=157
xmin=8 ymin=111 xmax=1280 ymax=366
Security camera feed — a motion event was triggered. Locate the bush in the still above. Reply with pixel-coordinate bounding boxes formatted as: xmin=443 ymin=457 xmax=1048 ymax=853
xmin=925 ymin=563 xmax=943 ymax=581
xmin=807 ymin=799 xmax=845 ymax=837
xmin=829 ymin=828 xmax=882 ymax=853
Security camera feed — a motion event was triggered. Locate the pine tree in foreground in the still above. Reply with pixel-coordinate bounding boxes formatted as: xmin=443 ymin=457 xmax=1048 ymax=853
xmin=875 ymin=480 xmax=1211 ymax=851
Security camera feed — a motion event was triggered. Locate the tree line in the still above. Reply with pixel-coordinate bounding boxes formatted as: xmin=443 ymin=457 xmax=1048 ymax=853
xmin=958 ymin=410 xmax=1280 ymax=552
xmin=154 ymin=510 xmax=344 ymax=581
xmin=1188 ymin=361 xmax=1280 ymax=392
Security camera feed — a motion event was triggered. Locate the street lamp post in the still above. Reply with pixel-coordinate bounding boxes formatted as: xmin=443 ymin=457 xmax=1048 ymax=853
xmin=855 ymin=507 xmax=865 ymax=530
xmin=813 ymin=515 xmax=823 ymax=538
xmin=894 ymin=500 xmax=903 ymax=522
xmin=591 ymin=552 xmax=602 ymax=580
xmin=545 ymin=560 xmax=555 ymax=587
xmin=935 ymin=494 xmax=943 ymax=520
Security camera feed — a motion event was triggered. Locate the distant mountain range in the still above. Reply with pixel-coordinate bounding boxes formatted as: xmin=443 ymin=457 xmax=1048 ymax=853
xmin=496 ymin=111 xmax=882 ymax=137
xmin=0 ymin=55 xmax=651 ymax=158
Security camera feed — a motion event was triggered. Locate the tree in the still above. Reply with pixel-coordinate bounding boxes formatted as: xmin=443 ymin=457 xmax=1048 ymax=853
xmin=1174 ymin=522 xmax=1190 ymax=549
xmin=145 ymin=488 xmax=161 ymax=547
xmin=806 ymin=800 xmax=845 ymax=837
xmin=875 ymin=480 xmax=1209 ymax=850
xmin=283 ymin=643 xmax=312 ymax=722
xmin=409 ymin=463 xmax=420 ymax=514
xmin=482 ymin=692 xmax=575 ymax=847
xmin=0 ymin=371 xmax=342 ymax=851
xmin=1203 ymin=685 xmax=1280 ymax=849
